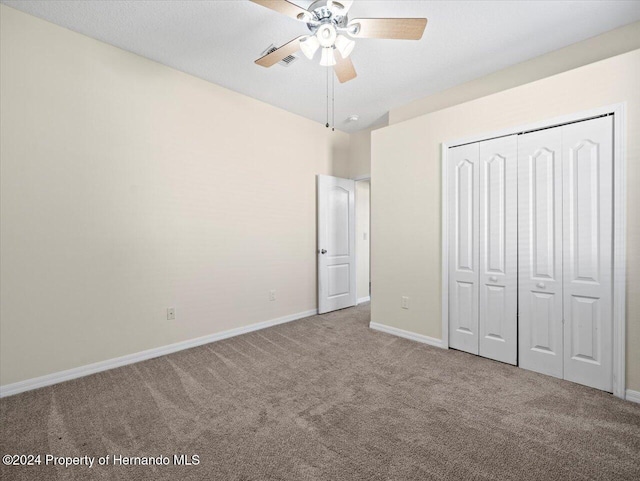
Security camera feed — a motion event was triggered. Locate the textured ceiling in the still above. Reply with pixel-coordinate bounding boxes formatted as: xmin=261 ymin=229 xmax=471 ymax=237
xmin=3 ymin=1 xmax=640 ymax=132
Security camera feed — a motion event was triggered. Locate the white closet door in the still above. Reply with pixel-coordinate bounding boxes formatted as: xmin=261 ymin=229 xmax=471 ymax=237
xmin=518 ymin=128 xmax=564 ymax=378
xmin=478 ymin=136 xmax=518 ymax=365
xmin=562 ymin=116 xmax=613 ymax=392
xmin=449 ymin=143 xmax=480 ymax=355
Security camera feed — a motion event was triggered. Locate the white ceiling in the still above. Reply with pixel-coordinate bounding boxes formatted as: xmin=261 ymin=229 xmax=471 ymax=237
xmin=3 ymin=1 xmax=640 ymax=132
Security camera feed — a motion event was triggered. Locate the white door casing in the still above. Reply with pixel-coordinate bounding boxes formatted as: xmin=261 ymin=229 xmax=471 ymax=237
xmin=448 ymin=143 xmax=480 ymax=354
xmin=518 ymin=128 xmax=564 ymax=379
xmin=317 ymin=175 xmax=356 ymax=314
xmin=562 ymin=116 xmax=613 ymax=392
xmin=478 ymin=136 xmax=518 ymax=365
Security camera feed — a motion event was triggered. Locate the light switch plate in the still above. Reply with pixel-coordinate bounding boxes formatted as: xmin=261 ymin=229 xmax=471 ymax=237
xmin=167 ymin=308 xmax=176 ymax=320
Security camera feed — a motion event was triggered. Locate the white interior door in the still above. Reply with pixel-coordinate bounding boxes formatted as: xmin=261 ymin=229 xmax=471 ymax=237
xmin=562 ymin=116 xmax=613 ymax=392
xmin=448 ymin=143 xmax=480 ymax=355
xmin=518 ymin=128 xmax=564 ymax=379
xmin=478 ymin=136 xmax=518 ymax=365
xmin=317 ymin=175 xmax=356 ymax=314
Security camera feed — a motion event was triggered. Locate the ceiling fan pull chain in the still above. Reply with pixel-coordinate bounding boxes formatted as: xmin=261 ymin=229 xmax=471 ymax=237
xmin=325 ymin=65 xmax=329 ymax=128
xmin=332 ymin=68 xmax=335 ymax=132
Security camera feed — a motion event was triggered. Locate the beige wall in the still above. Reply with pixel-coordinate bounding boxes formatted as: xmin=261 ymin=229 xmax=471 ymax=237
xmin=390 ymin=21 xmax=640 ymax=125
xmin=372 ymin=49 xmax=640 ymax=391
xmin=0 ymin=5 xmax=350 ymax=386
xmin=348 ymin=129 xmax=372 ymax=179
xmin=356 ymin=180 xmax=370 ymax=301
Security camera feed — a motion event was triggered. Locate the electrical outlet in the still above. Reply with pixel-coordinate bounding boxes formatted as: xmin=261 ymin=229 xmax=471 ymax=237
xmin=401 ymin=296 xmax=410 ymax=310
xmin=269 ymin=290 xmax=276 ymax=301
xmin=167 ymin=307 xmax=176 ymax=320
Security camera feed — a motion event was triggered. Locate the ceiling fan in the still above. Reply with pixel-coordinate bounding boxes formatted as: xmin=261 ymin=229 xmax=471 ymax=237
xmin=251 ymin=0 xmax=428 ymax=83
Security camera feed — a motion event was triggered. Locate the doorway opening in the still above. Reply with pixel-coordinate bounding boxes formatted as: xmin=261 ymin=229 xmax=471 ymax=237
xmin=316 ymin=174 xmax=370 ymax=315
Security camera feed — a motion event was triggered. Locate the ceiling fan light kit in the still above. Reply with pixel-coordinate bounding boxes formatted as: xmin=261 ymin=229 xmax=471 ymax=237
xmin=335 ymin=34 xmax=355 ymax=58
xmin=320 ymin=47 xmax=337 ymax=67
xmin=252 ymin=0 xmax=428 ymax=84
xmin=300 ymin=35 xmax=320 ymax=59
xmin=316 ymin=23 xmax=337 ymax=47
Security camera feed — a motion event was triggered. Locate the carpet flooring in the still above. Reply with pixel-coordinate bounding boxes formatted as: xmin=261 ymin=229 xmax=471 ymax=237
xmin=1 ymin=303 xmax=639 ymax=480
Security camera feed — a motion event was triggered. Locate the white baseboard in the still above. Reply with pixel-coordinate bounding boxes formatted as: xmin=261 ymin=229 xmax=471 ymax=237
xmin=0 ymin=308 xmax=318 ymax=398
xmin=357 ymin=296 xmax=371 ymax=304
xmin=369 ymin=322 xmax=444 ymax=349
xmin=626 ymin=389 xmax=640 ymax=404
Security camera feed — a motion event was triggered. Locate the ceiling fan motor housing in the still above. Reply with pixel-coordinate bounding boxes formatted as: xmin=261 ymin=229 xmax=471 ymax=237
xmin=306 ymin=0 xmax=350 ymax=34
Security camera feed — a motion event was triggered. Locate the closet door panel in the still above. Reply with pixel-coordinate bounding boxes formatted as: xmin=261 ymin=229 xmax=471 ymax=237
xmin=449 ymin=143 xmax=480 ymax=355
xmin=478 ymin=136 xmax=517 ymax=365
xmin=562 ymin=116 xmax=613 ymax=392
xmin=518 ymin=128 xmax=563 ymax=379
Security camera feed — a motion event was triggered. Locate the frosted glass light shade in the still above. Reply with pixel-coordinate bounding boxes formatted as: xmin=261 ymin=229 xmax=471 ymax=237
xmin=316 ymin=24 xmax=337 ymax=48
xmin=335 ymin=35 xmax=355 ymax=58
xmin=319 ymin=48 xmax=336 ymax=67
xmin=300 ymin=35 xmax=320 ymax=60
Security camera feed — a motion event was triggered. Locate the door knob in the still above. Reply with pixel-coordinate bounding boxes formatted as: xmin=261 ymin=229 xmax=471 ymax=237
xmin=536 ymin=282 xmax=546 ymax=289
xmin=489 ymin=276 xmax=497 ymax=282
xmin=320 ymin=249 xmax=327 ymax=254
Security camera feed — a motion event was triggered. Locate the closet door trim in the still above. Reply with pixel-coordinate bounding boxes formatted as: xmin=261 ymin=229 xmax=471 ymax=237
xmin=441 ymin=103 xmax=626 ymax=399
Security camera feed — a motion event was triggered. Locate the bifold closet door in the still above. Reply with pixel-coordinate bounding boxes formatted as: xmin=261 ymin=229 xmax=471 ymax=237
xmin=478 ymin=136 xmax=517 ymax=365
xmin=518 ymin=116 xmax=613 ymax=390
xmin=449 ymin=116 xmax=614 ymax=389
xmin=518 ymin=128 xmax=564 ymax=379
xmin=449 ymin=143 xmax=480 ymax=354
xmin=562 ymin=116 xmax=613 ymax=392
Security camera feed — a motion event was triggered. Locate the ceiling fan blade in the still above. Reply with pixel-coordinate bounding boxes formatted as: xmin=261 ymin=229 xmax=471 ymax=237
xmin=250 ymin=0 xmax=310 ymax=21
xmin=255 ymin=36 xmax=304 ymax=68
xmin=334 ymin=53 xmax=357 ymax=83
xmin=349 ymin=18 xmax=428 ymax=40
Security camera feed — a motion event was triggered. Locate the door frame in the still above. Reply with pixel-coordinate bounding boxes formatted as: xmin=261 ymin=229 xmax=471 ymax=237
xmin=440 ymin=103 xmax=627 ymax=399
xmin=354 ymin=175 xmax=372 ymax=305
